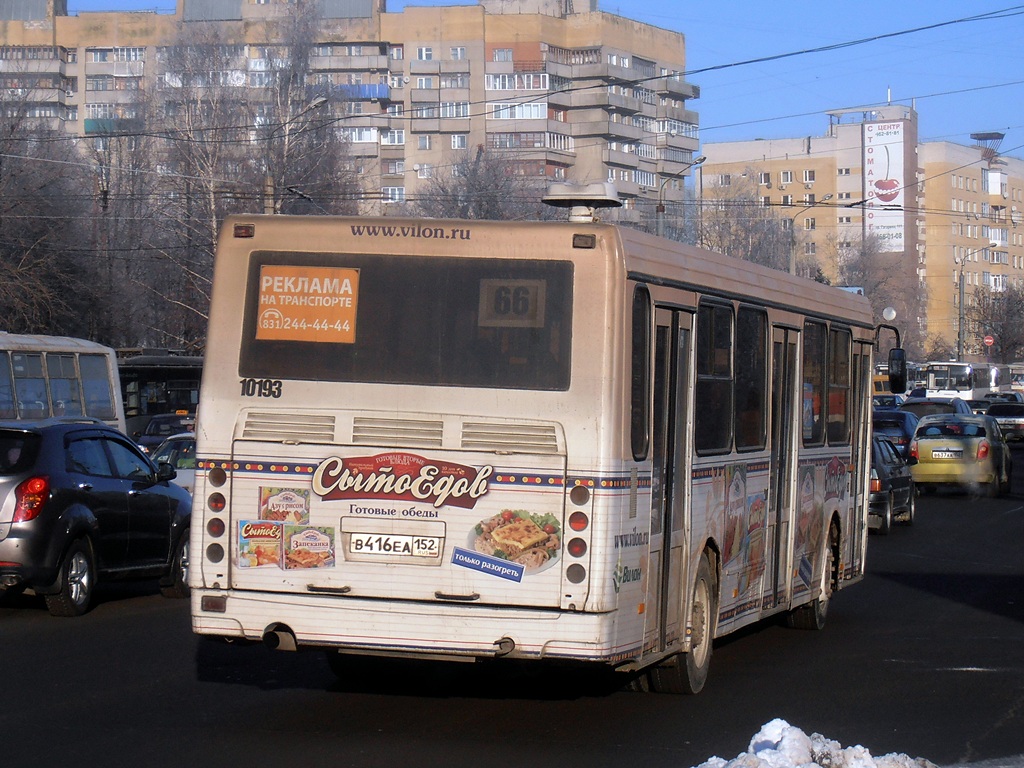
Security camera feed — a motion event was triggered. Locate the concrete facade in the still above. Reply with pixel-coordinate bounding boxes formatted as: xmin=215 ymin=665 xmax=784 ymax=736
xmin=702 ymin=107 xmax=1024 ymax=356
xmin=0 ymin=0 xmax=701 ymax=220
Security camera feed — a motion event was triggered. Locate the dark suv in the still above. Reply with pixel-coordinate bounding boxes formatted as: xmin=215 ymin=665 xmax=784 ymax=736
xmin=0 ymin=419 xmax=191 ymax=616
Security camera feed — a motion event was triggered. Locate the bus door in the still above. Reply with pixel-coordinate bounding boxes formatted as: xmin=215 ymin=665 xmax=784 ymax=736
xmin=847 ymin=342 xmax=874 ymax=575
xmin=767 ymin=326 xmax=799 ymax=609
xmin=647 ymin=308 xmax=693 ymax=653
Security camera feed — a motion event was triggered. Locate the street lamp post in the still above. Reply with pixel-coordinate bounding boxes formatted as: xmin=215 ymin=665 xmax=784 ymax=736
xmin=656 ymin=155 xmax=705 ymax=239
xmin=955 ymin=241 xmax=999 ymax=360
xmin=263 ymin=95 xmax=328 ymax=214
xmin=788 ymin=193 xmax=832 ymax=275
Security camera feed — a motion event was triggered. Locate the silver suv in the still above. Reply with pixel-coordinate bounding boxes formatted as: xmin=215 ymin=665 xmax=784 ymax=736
xmin=0 ymin=419 xmax=191 ymax=616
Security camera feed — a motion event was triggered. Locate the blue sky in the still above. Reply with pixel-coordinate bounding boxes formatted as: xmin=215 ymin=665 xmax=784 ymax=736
xmin=66 ymin=1 xmax=1024 ymax=157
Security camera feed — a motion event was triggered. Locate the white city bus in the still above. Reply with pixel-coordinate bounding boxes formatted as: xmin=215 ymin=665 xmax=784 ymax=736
xmin=0 ymin=333 xmax=125 ymax=432
xmin=190 ymin=205 xmax=884 ymax=693
xmin=922 ymin=361 xmax=1009 ymax=400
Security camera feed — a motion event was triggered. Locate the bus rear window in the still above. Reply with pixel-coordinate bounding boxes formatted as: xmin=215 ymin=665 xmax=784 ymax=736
xmin=240 ymin=253 xmax=573 ymax=390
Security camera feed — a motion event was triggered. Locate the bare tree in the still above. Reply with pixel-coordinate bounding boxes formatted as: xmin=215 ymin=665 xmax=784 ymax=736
xmin=413 ymin=146 xmax=557 ymax=220
xmin=827 ymin=231 xmax=928 ymax=359
xmin=124 ymin=12 xmax=358 ymax=351
xmin=697 ymin=171 xmax=791 ymax=270
xmin=0 ymin=90 xmax=99 ymax=335
xmin=965 ymin=283 xmax=1024 ymax=362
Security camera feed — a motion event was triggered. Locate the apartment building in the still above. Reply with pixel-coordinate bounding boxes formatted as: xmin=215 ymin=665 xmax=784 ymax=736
xmin=0 ymin=0 xmax=701 ymax=220
xmin=920 ymin=139 xmax=1024 ymax=357
xmin=702 ymin=107 xmax=1024 ymax=357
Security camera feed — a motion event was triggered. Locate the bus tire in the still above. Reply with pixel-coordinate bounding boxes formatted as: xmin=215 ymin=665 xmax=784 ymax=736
xmin=45 ymin=539 xmax=95 ymax=617
xmin=649 ymin=553 xmax=716 ymax=694
xmin=786 ymin=524 xmax=837 ymax=631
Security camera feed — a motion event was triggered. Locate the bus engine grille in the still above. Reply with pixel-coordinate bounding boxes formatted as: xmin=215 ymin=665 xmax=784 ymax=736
xmin=461 ymin=422 xmax=560 ymax=454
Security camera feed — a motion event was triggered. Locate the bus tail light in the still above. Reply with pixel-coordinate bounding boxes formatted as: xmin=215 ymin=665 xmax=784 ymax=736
xmin=568 ymin=511 xmax=589 ymax=531
xmin=207 ymin=518 xmax=225 ymax=537
xmin=567 ymin=537 xmax=587 ymax=557
xmin=208 ymin=492 xmax=226 ymax=512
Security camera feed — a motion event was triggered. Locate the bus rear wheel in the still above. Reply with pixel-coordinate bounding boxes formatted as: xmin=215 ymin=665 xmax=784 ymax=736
xmin=649 ymin=553 xmax=716 ymax=694
xmin=786 ymin=523 xmax=837 ymax=631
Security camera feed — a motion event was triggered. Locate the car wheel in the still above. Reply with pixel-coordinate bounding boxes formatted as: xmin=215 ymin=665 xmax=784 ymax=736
xmin=875 ymin=495 xmax=892 ymax=536
xmin=649 ymin=553 xmax=717 ymax=694
xmin=45 ymin=539 xmax=95 ymax=617
xmin=786 ymin=523 xmax=837 ymax=631
xmin=160 ymin=530 xmax=190 ymax=599
xmin=900 ymin=484 xmax=916 ymax=526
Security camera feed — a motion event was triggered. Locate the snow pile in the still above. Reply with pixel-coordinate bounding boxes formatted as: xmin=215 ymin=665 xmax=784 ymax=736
xmin=696 ymin=720 xmax=938 ymax=768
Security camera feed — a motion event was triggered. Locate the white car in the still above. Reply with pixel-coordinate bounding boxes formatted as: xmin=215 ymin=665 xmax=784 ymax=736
xmin=150 ymin=432 xmax=196 ymax=495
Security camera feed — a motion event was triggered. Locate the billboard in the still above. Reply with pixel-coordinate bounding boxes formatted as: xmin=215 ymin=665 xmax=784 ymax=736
xmin=863 ymin=121 xmax=906 ymax=253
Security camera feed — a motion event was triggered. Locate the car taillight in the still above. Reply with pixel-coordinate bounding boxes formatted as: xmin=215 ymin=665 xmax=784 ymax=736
xmin=976 ymin=440 xmax=991 ymax=460
xmin=869 ymin=468 xmax=881 ymax=493
xmin=909 ymin=440 xmax=919 ymax=460
xmin=13 ymin=475 xmax=50 ymax=522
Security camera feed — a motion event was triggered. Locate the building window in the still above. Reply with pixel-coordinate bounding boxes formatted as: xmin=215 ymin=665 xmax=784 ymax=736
xmin=760 ymin=196 xmax=771 ymax=207
xmin=389 ymin=46 xmax=404 ymax=60
xmin=781 ymin=195 xmax=793 ymax=206
xmin=493 ymin=48 xmax=513 ymax=62
xmin=758 ymin=172 xmax=770 ymax=185
xmin=417 ymin=47 xmax=433 ymax=61
xmin=452 ymin=134 xmax=467 ymax=149
xmin=418 ymin=135 xmax=431 ymax=150
xmin=381 ymin=186 xmax=406 ymax=203
xmin=381 ymin=129 xmax=405 ymax=145
xmin=838 ymin=192 xmax=852 ymax=200
xmin=450 ymin=46 xmax=466 ymax=60
xmin=416 ymin=76 xmax=434 ymax=89
xmin=838 ymin=216 xmax=852 ymax=224
xmin=780 ymin=170 xmax=793 ymax=185
xmin=838 ymin=168 xmax=851 ymax=176
xmin=804 ymin=218 xmax=816 ymax=230
xmin=803 ymin=169 xmax=815 ymax=183
xmin=804 ymin=242 xmax=816 ymax=256
xmin=440 ymin=102 xmax=470 ymax=118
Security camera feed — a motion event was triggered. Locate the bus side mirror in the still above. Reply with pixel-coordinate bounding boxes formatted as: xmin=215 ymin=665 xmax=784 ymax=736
xmin=888 ymin=348 xmax=907 ymax=394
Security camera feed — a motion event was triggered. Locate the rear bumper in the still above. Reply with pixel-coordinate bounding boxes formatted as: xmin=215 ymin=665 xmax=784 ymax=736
xmin=910 ymin=462 xmax=995 ymax=486
xmin=190 ymin=589 xmax=625 ymax=664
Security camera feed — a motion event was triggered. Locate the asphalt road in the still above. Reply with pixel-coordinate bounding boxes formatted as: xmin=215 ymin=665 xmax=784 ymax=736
xmin=2 ymin=469 xmax=1022 ymax=768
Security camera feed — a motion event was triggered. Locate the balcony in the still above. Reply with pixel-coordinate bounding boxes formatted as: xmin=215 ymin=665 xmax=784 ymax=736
xmin=83 ymin=117 xmax=142 ymax=135
xmin=573 ymin=119 xmax=646 ymax=142
xmin=653 ymin=77 xmax=699 ymax=100
xmin=332 ymin=83 xmax=391 ymax=102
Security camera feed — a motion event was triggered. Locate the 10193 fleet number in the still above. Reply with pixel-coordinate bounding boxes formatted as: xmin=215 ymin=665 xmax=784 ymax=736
xmin=240 ymin=378 xmax=283 ymax=398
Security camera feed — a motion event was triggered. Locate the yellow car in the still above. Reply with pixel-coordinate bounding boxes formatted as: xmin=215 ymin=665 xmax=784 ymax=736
xmin=909 ymin=414 xmax=1013 ymax=497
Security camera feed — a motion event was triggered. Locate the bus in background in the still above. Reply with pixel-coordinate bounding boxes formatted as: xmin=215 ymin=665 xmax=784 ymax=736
xmin=923 ymin=361 xmax=1009 ymax=400
xmin=117 ymin=349 xmax=202 ymax=438
xmin=0 ymin=333 xmax=124 ymax=432
xmin=190 ymin=195 xmax=889 ymax=694
xmin=1009 ymin=362 xmax=1024 ymax=394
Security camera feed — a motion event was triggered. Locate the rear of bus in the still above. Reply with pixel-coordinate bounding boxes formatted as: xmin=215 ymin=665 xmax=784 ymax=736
xmin=190 ymin=215 xmax=630 ymax=664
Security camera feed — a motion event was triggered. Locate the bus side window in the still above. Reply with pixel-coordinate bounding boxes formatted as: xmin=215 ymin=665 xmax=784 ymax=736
xmin=735 ymin=306 xmax=767 ymax=451
xmin=0 ymin=352 xmax=15 ymax=418
xmin=11 ymin=353 xmax=49 ymax=419
xmin=826 ymin=328 xmax=851 ymax=445
xmin=802 ymin=322 xmax=826 ymax=446
xmin=630 ymin=286 xmax=651 ymax=461
xmin=695 ymin=302 xmax=733 ymax=454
